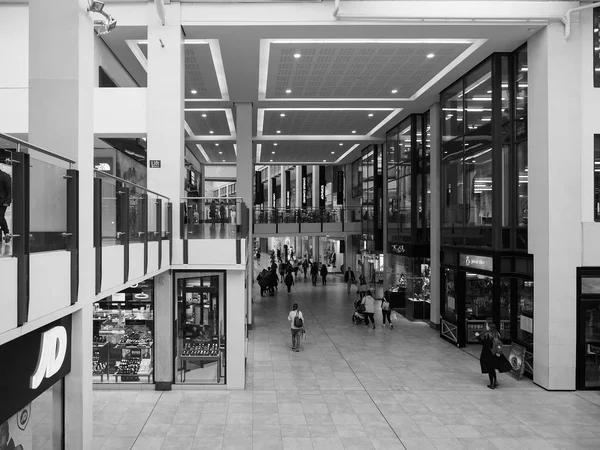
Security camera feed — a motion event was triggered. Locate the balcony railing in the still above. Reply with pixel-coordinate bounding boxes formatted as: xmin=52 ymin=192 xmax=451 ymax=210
xmin=253 ymin=206 xmax=361 ymax=234
xmin=181 ymin=197 xmax=249 ymax=240
xmin=94 ymin=170 xmax=172 ymax=294
xmin=0 ymin=133 xmax=78 ymax=330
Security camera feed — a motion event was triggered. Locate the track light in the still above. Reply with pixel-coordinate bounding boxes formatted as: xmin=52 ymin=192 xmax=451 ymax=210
xmin=87 ymin=0 xmax=104 ymax=13
xmin=88 ymin=1 xmax=117 ymax=35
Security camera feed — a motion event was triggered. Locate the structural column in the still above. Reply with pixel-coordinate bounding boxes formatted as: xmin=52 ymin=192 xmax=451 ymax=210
xmin=236 ymin=103 xmax=254 ymax=329
xmin=312 ymin=165 xmax=319 ymax=209
xmin=267 ymin=166 xmax=274 ymax=209
xmin=429 ymin=103 xmax=441 ymax=327
xmin=28 ymin=1 xmax=94 ymax=448
xmin=529 ymin=23 xmax=582 ymax=390
xmin=146 ymin=2 xmax=184 ymax=387
xmin=295 ymin=166 xmax=302 ymax=208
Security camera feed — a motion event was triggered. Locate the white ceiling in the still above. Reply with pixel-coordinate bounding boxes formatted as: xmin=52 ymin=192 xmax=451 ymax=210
xmin=97 ymin=14 xmax=542 ymax=166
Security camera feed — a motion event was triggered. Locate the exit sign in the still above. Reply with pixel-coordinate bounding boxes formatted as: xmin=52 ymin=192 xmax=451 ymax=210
xmin=149 ymin=160 xmax=161 ymax=168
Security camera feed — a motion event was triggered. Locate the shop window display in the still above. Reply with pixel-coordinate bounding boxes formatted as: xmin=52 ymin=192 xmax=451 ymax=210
xmin=175 ymin=272 xmax=226 ymax=385
xmin=0 ymin=381 xmax=63 ymax=450
xmin=465 ymin=273 xmax=494 ymax=343
xmin=517 ymin=280 xmax=534 ymax=349
xmin=93 ymin=280 xmax=154 ymax=384
xmin=388 ymin=255 xmax=430 ymax=320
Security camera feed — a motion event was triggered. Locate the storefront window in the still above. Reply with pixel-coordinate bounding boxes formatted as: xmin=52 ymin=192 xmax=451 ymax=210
xmin=175 ymin=272 xmax=226 ymax=384
xmin=500 ymin=278 xmax=511 ymax=339
xmin=465 ymin=273 xmax=494 ymax=343
xmin=398 ymin=121 xmax=412 ymax=233
xmin=424 ymin=113 xmax=431 ymax=229
xmin=387 ymin=127 xmax=399 ymax=242
xmin=515 ymin=46 xmax=528 ymax=239
xmin=517 ymin=279 xmax=534 ymax=346
xmin=0 ymin=380 xmax=63 ymax=450
xmin=442 ymin=79 xmax=464 ymax=142
xmin=443 ymin=268 xmax=457 ymax=324
xmin=93 ymin=280 xmax=155 ymax=384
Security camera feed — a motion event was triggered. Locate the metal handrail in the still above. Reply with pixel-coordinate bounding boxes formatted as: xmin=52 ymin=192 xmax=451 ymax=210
xmin=94 ymin=169 xmax=170 ymax=200
xmin=0 ymin=132 xmax=76 ymax=165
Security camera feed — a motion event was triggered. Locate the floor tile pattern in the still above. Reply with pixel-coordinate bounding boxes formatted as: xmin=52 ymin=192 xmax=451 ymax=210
xmin=93 ymin=272 xmax=600 ymax=449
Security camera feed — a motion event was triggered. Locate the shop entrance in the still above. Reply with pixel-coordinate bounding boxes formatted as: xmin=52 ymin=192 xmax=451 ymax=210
xmin=577 ymin=268 xmax=600 ymax=390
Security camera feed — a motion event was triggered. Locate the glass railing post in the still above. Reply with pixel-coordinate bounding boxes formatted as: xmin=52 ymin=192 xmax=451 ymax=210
xmin=93 ymin=178 xmax=102 ymax=294
xmin=66 ymin=168 xmax=79 ymax=304
xmin=156 ymin=198 xmax=163 ymax=267
xmin=140 ymin=192 xmax=148 ymax=275
xmin=180 ymin=201 xmax=186 ymax=240
xmin=13 ymin=151 xmax=30 ymax=326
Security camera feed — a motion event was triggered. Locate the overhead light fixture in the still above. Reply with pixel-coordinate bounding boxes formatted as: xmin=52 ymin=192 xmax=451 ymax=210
xmin=270 ymin=159 xmax=273 ymax=162
xmin=331 ymin=151 xmax=335 ymax=154
xmin=285 ymin=89 xmax=292 ymax=94
xmin=391 ymin=89 xmax=398 ymax=94
xmin=294 ymin=53 xmax=301 ymax=59
xmin=352 ymin=130 xmax=356 ymax=134
xmin=272 ymin=151 xmax=276 ymax=154
xmin=219 ymin=151 xmax=223 ymax=154
xmin=339 ymin=143 xmax=343 ymax=146
xmin=134 ymin=293 xmax=149 ymax=300
xmin=368 ymin=113 xmax=374 ymax=117
xmin=88 ymin=0 xmax=105 ymax=13
xmin=323 ymin=159 xmax=326 ymax=162
xmin=427 ymin=53 xmax=435 ymax=59
xmin=191 ymin=90 xmax=198 ymax=95
xmin=277 ymin=130 xmax=281 ymax=134
xmin=209 ymin=130 xmax=214 ymax=134
xmin=280 ymin=113 xmax=286 ymax=117
xmin=202 ymin=113 xmax=207 ymax=118
xmin=222 ymin=160 xmax=226 ymax=162
xmin=274 ymin=143 xmax=278 ymax=146
xmin=215 ymin=143 xmax=219 ymax=146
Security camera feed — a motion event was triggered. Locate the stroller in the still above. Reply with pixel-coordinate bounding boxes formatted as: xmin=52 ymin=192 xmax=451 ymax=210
xmin=352 ymin=298 xmax=367 ymax=325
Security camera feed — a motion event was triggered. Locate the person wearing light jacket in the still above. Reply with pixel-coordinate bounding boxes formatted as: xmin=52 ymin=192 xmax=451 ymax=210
xmin=361 ymin=290 xmax=376 ymax=329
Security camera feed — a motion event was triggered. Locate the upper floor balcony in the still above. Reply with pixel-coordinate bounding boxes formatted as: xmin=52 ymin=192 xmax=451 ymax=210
xmin=253 ymin=206 xmax=362 ymax=236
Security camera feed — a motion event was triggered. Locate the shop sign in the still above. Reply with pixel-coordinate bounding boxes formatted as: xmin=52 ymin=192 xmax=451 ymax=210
xmin=0 ymin=316 xmax=72 ymax=424
xmin=149 ymin=160 xmax=161 ymax=168
xmin=301 ymin=165 xmax=307 ymax=208
xmin=460 ymin=254 xmax=493 ymax=272
xmin=390 ymin=244 xmax=406 ymax=254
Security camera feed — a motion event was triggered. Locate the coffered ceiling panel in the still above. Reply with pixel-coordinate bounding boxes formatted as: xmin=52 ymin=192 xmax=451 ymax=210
xmin=259 ymin=141 xmax=358 ymax=164
xmin=184 ymin=44 xmax=222 ymax=100
xmin=260 ymin=109 xmax=393 ymax=135
xmin=185 ymin=110 xmax=232 ymax=136
xmin=264 ymin=41 xmax=472 ymax=100
xmin=201 ymin=142 xmax=236 ymax=163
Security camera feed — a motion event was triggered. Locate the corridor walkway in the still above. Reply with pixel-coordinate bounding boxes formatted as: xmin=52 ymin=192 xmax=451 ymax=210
xmin=93 ymin=276 xmax=600 ymax=450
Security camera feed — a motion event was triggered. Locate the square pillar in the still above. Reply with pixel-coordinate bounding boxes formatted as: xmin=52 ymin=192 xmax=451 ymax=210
xmin=429 ymin=103 xmax=441 ymax=327
xmin=529 ymin=23 xmax=582 ymax=390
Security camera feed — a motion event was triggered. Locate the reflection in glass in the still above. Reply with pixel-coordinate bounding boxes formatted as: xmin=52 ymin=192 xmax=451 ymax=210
xmin=517 ymin=280 xmax=533 ymax=346
xmin=441 ymin=79 xmax=464 ymax=142
xmin=101 ymin=181 xmax=118 ymax=246
xmin=398 ymin=121 xmax=411 ymax=232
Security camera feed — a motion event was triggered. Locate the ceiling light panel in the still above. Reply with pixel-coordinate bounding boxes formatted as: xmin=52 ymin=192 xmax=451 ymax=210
xmin=257 ymin=141 xmax=358 ymax=164
xmin=261 ymin=40 xmax=474 ymax=101
xmin=184 ymin=44 xmax=224 ymax=100
xmin=202 ymin=142 xmax=237 ymax=163
xmin=260 ymin=109 xmax=394 ymax=136
xmin=185 ymin=110 xmax=232 ymax=136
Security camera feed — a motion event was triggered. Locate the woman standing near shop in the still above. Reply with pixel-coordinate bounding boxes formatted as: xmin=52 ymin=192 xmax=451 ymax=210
xmin=475 ymin=321 xmax=511 ymax=389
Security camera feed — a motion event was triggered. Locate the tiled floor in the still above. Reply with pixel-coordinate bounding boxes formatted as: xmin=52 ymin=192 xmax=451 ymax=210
xmin=93 ymin=275 xmax=600 ymax=449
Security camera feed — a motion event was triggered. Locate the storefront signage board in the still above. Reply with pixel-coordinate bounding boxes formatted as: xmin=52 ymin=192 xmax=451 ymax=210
xmin=149 ymin=160 xmax=161 ymax=168
xmin=301 ymin=166 xmax=307 ymax=208
xmin=508 ymin=343 xmax=526 ymax=380
xmin=319 ymin=166 xmax=326 ymax=208
xmin=460 ymin=254 xmax=493 ymax=272
xmin=0 ymin=315 xmax=72 ymax=424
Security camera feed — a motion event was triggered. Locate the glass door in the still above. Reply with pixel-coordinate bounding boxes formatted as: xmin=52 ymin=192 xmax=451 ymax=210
xmin=577 ymin=268 xmax=600 ymax=389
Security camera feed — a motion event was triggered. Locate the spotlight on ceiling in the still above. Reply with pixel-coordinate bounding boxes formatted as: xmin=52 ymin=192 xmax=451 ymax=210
xmin=427 ymin=53 xmax=435 ymax=59
xmin=88 ymin=0 xmax=105 ymax=13
xmin=391 ymin=89 xmax=398 ymax=94
xmin=280 ymin=113 xmax=286 ymax=117
xmin=368 ymin=113 xmax=374 ymax=117
xmin=294 ymin=53 xmax=301 ymax=59
xmin=285 ymin=89 xmax=292 ymax=94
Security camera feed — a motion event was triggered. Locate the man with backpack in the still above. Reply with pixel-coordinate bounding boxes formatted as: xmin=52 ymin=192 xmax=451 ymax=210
xmin=310 ymin=262 xmax=319 ymax=286
xmin=344 ymin=267 xmax=356 ymax=295
xmin=287 ymin=303 xmax=305 ymax=352
xmin=381 ymin=290 xmax=393 ymax=329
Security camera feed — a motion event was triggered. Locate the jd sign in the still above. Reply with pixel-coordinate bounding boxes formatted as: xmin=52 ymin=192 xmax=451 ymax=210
xmin=30 ymin=326 xmax=68 ymax=390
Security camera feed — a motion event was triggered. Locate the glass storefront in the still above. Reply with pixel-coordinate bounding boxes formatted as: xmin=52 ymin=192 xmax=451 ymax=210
xmin=93 ymin=280 xmax=155 ymax=384
xmin=175 ymin=272 xmax=226 ymax=385
xmin=388 ymin=254 xmax=431 ymax=321
xmin=577 ymin=269 xmax=600 ymax=389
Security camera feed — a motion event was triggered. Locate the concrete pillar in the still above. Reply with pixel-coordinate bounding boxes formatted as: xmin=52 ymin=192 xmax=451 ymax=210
xmin=429 ymin=103 xmax=441 ymax=327
xmin=281 ymin=167 xmax=288 ymax=209
xmin=295 ymin=165 xmax=302 ymax=208
xmin=236 ymin=103 xmax=254 ymax=328
xmin=147 ymin=3 xmax=184 ymax=264
xmin=154 ymin=271 xmax=173 ymax=387
xmin=267 ymin=166 xmax=273 ymax=208
xmin=28 ymin=1 xmax=94 ymax=448
xmin=529 ymin=23 xmax=582 ymax=390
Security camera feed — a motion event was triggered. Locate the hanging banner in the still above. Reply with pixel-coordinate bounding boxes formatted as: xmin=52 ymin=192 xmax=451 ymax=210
xmin=336 ymin=170 xmax=344 ymax=205
xmin=301 ymin=166 xmax=307 ymax=208
xmin=285 ymin=171 xmax=291 ymax=209
xmin=319 ymin=165 xmax=326 ymax=209
xmin=271 ymin=178 xmax=277 ymax=208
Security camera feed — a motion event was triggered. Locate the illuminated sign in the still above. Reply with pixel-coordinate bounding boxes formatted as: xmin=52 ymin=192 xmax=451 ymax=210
xmin=320 ymin=185 xmax=325 ymax=201
xmin=302 ymin=178 xmax=307 ymax=205
xmin=459 ymin=254 xmax=493 ymax=272
xmin=390 ymin=244 xmax=405 ymax=254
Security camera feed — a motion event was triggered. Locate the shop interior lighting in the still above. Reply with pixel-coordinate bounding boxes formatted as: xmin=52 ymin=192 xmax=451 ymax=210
xmin=202 ymin=113 xmax=207 ymax=117
xmin=276 ymin=130 xmax=281 ymax=134
xmin=368 ymin=113 xmax=374 ymax=117
xmin=391 ymin=89 xmax=398 ymax=94
xmin=352 ymin=130 xmax=356 ymax=134
xmin=215 ymin=143 xmax=219 ymax=146
xmin=272 ymin=151 xmax=275 ymax=154
xmin=280 ymin=113 xmax=286 ymax=117
xmin=331 ymin=151 xmax=335 ymax=154
xmin=274 ymin=143 xmax=278 ymax=146
xmin=339 ymin=143 xmax=343 ymax=146
xmin=134 ymin=293 xmax=149 ymax=300
xmin=219 ymin=151 xmax=223 ymax=154
xmin=209 ymin=130 xmax=214 ymax=134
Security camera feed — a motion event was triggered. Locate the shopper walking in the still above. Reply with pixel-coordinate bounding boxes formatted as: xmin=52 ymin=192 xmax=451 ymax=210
xmin=287 ymin=303 xmax=305 ymax=352
xmin=381 ymin=290 xmax=393 ymax=329
xmin=293 ymin=261 xmax=300 ymax=281
xmin=362 ymin=290 xmax=376 ymax=328
xmin=0 ymin=168 xmax=11 ymax=244
xmin=475 ymin=321 xmax=511 ymax=389
xmin=320 ymin=263 xmax=328 ymax=285
xmin=344 ymin=267 xmax=356 ymax=295
xmin=310 ymin=262 xmax=319 ymax=286
xmin=358 ymin=273 xmax=367 ymax=299
xmin=284 ymin=270 xmax=295 ymax=294
xmin=279 ymin=261 xmax=286 ymax=283
xmin=302 ymin=259 xmax=309 ymax=279
xmin=257 ymin=269 xmax=268 ymax=297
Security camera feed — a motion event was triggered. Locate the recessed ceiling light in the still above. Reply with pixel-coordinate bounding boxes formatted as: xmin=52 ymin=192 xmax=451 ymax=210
xmin=391 ymin=89 xmax=398 ymax=94
xmin=270 ymin=159 xmax=273 ymax=162
xmin=285 ymin=89 xmax=292 ymax=94
xmin=191 ymin=90 xmax=198 ymax=94
xmin=277 ymin=130 xmax=281 ymax=134
xmin=219 ymin=151 xmax=223 ymax=154
xmin=272 ymin=151 xmax=276 ymax=154
xmin=323 ymin=159 xmax=326 ymax=162
xmin=274 ymin=143 xmax=278 ymax=146
xmin=331 ymin=151 xmax=335 ymax=154
xmin=368 ymin=113 xmax=374 ymax=117
xmin=427 ymin=53 xmax=435 ymax=59
xmin=201 ymin=113 xmax=207 ymax=118
xmin=352 ymin=130 xmax=357 ymax=134
xmin=294 ymin=53 xmax=301 ymax=59
xmin=339 ymin=143 xmax=343 ymax=146
xmin=209 ymin=130 xmax=214 ymax=134
xmin=280 ymin=113 xmax=286 ymax=117
xmin=222 ymin=159 xmax=225 ymax=162
xmin=215 ymin=143 xmax=219 ymax=146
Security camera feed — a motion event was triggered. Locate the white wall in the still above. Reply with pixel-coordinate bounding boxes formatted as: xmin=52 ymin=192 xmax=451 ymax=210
xmin=94 ymin=37 xmax=138 ymax=88
xmin=0 ymin=5 xmax=28 ymax=88
xmin=94 ymin=88 xmax=148 ymax=136
xmin=205 ymin=165 xmax=237 ymax=181
xmin=28 ymin=252 xmax=71 ymax=322
xmin=226 ymin=270 xmax=246 ymax=389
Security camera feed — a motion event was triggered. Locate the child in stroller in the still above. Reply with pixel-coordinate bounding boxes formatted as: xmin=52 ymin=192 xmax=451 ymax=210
xmin=352 ymin=298 xmax=367 ymax=325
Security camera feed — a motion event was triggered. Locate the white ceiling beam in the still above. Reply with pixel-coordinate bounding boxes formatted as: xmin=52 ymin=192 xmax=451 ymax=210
xmin=185 ymin=136 xmax=237 ymax=142
xmin=255 ymin=135 xmax=384 ymax=142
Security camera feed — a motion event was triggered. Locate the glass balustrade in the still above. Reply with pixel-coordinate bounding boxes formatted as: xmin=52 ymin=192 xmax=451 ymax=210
xmin=253 ymin=206 xmax=359 ymax=226
xmin=182 ymin=197 xmax=247 ymax=240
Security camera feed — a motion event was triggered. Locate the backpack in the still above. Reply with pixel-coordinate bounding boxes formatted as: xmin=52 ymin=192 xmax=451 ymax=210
xmin=293 ymin=311 xmax=303 ymax=328
xmin=491 ymin=337 xmax=503 ymax=356
xmin=382 ymin=299 xmax=390 ymax=311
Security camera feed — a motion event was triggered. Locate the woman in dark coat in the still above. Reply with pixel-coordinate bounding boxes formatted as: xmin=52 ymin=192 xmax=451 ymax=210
xmin=475 ymin=321 xmax=512 ymax=389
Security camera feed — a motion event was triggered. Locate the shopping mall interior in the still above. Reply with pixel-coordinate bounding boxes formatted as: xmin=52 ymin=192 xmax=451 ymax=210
xmin=1 ymin=0 xmax=600 ymax=449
